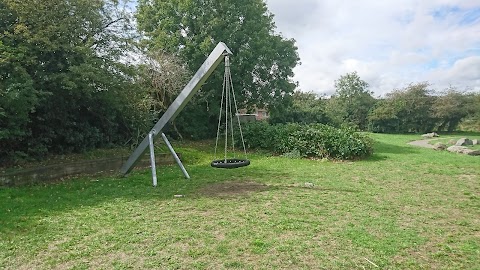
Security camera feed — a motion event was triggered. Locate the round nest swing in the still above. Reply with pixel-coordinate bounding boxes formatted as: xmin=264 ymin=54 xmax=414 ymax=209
xmin=211 ymin=158 xmax=250 ymax=169
xmin=211 ymin=55 xmax=250 ymax=169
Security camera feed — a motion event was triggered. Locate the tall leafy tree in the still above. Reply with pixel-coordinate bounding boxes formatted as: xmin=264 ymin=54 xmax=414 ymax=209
xmin=0 ymin=1 xmax=39 ymax=160
xmin=327 ymin=71 xmax=375 ymax=129
xmin=0 ymin=0 xmax=144 ymax=163
xmin=136 ymin=0 xmax=299 ymax=138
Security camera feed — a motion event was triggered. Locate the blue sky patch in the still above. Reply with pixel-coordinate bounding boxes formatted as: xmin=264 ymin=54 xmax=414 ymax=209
xmin=432 ymin=5 xmax=480 ymax=26
xmin=459 ymin=7 xmax=480 ymax=25
xmin=432 ymin=5 xmax=461 ymax=20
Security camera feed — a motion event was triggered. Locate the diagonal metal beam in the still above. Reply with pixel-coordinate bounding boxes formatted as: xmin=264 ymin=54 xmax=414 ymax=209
xmin=120 ymin=42 xmax=232 ymax=175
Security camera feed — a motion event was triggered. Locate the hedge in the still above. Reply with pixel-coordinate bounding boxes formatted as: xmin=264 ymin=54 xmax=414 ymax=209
xmin=241 ymin=122 xmax=373 ymax=160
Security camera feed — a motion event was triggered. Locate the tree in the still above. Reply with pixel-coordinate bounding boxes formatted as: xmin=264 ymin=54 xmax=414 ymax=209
xmin=459 ymin=93 xmax=480 ymax=131
xmin=368 ymin=82 xmax=435 ymax=133
xmin=0 ymin=1 xmax=39 ymax=161
xmin=367 ymin=98 xmax=402 ymax=133
xmin=136 ymin=0 xmax=299 ymax=138
xmin=0 ymin=0 xmax=144 ymax=163
xmin=269 ymin=91 xmax=331 ymax=125
xmin=326 ymin=71 xmax=375 ymax=129
xmin=137 ymin=50 xmax=190 ymax=139
xmin=432 ymin=87 xmax=470 ymax=132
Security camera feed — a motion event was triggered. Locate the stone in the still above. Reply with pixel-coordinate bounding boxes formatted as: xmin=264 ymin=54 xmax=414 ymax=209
xmin=466 ymin=149 xmax=480 ymax=156
xmin=446 ymin=145 xmax=480 ymax=155
xmin=421 ymin=132 xmax=439 ymax=138
xmin=448 ymin=139 xmax=457 ymax=145
xmin=455 ymin=138 xmax=473 ymax=146
xmin=447 ymin=145 xmax=469 ymax=154
xmin=433 ymin=142 xmax=447 ymax=150
xmin=472 ymin=139 xmax=479 ymax=145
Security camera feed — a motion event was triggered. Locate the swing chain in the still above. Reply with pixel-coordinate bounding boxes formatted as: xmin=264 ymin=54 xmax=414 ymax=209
xmin=212 ymin=55 xmax=249 ymax=167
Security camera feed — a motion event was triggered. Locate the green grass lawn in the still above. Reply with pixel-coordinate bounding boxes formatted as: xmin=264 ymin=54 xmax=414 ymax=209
xmin=1 ymin=133 xmax=479 ymax=269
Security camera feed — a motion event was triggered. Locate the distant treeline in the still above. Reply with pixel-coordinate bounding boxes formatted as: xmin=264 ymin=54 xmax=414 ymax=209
xmin=270 ymin=77 xmax=480 ymax=134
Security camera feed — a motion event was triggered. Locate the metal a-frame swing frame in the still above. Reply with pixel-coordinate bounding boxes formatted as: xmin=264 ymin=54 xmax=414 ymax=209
xmin=120 ymin=42 xmax=235 ymax=183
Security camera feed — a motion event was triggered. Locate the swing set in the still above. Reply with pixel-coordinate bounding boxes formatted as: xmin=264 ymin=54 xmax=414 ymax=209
xmin=211 ymin=54 xmax=250 ymax=169
xmin=120 ymin=42 xmax=250 ymax=185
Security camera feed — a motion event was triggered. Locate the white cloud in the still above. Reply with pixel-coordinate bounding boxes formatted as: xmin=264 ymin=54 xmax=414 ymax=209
xmin=266 ymin=0 xmax=480 ymax=96
xmin=426 ymin=56 xmax=480 ymax=91
xmin=451 ymin=56 xmax=480 ymax=80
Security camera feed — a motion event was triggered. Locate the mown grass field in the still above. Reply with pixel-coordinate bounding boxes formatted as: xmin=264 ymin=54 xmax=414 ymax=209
xmin=1 ymin=133 xmax=479 ymax=269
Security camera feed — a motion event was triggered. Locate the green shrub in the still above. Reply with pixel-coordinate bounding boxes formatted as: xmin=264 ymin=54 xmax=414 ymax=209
xmin=288 ymin=124 xmax=373 ymax=159
xmin=241 ymin=122 xmax=373 ymax=160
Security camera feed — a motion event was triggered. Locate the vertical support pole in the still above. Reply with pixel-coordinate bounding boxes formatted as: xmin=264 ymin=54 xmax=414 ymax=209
xmin=148 ymin=131 xmax=158 ymax=187
xmin=161 ymin=133 xmax=190 ymax=179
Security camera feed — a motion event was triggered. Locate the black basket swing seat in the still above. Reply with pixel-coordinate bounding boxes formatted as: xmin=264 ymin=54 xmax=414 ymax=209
xmin=211 ymin=158 xmax=250 ymax=169
xmin=211 ymin=55 xmax=250 ymax=169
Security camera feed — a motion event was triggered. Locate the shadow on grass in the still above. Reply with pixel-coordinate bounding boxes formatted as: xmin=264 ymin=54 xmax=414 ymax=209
xmin=363 ymin=139 xmax=422 ymax=162
xmin=0 ymin=158 xmax=366 ymax=236
xmin=374 ymin=140 xmax=420 ymax=155
xmin=0 ymin=167 xmax=199 ymax=235
xmin=0 ymin=163 xmax=290 ymax=234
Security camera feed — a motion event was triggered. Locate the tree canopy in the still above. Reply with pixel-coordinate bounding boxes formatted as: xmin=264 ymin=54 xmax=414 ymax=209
xmin=368 ymin=83 xmax=442 ymax=133
xmin=432 ymin=87 xmax=473 ymax=132
xmin=136 ymin=0 xmax=299 ymax=138
xmin=270 ymin=91 xmax=331 ymax=125
xmin=0 ymin=0 xmax=145 ymax=163
xmin=326 ymin=71 xmax=375 ymax=130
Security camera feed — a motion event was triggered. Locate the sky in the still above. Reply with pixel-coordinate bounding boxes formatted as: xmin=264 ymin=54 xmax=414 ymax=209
xmin=265 ymin=0 xmax=480 ymax=96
